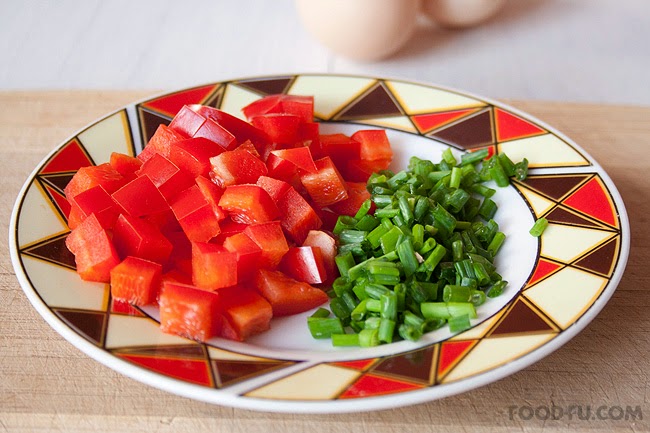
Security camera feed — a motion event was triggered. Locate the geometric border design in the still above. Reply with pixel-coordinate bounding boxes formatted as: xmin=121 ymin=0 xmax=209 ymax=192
xmin=10 ymin=74 xmax=629 ymax=412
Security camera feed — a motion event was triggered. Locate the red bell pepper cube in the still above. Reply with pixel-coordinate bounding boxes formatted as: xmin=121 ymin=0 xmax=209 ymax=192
xmin=170 ymin=185 xmax=222 ymax=242
xmin=329 ymin=181 xmax=372 ymax=217
xmin=65 ymin=214 xmax=121 ymax=282
xmin=64 ymin=163 xmax=126 ymax=201
xmin=242 ymin=95 xmax=283 ymax=120
xmin=256 ymin=175 xmax=291 ymax=202
xmin=217 ymin=285 xmax=272 ymax=341
xmin=168 ymin=137 xmax=224 ymax=178
xmin=303 ymin=230 xmax=338 ymax=281
xmin=138 ymin=124 xmax=186 ymax=163
xmin=110 ymin=256 xmax=162 ymax=306
xmin=193 ymin=117 xmax=237 ymax=150
xmin=243 ymin=94 xmax=314 ymax=123
xmin=218 ymin=184 xmax=279 ymax=224
xmin=276 ymin=187 xmax=322 ymax=244
xmin=236 ymin=139 xmax=261 ymax=158
xmin=194 ymin=175 xmax=226 ymax=221
xmin=209 ymin=148 xmax=268 ymax=187
xmin=111 ymin=175 xmax=169 ymax=217
xmin=166 ymin=230 xmax=193 ymax=276
xmin=112 ymin=214 xmax=173 ymax=265
xmin=300 ymin=157 xmax=348 ymax=208
xmin=142 ymin=208 xmax=182 ymax=235
xmin=267 ymin=147 xmax=317 ymax=180
xmin=162 ymin=269 xmax=193 ymax=286
xmin=68 ymin=185 xmax=121 ymax=229
xmin=191 ymin=242 xmax=237 ymax=290
xmin=136 ymin=153 xmax=194 ymax=201
xmin=192 ymin=105 xmax=272 ymax=156
xmin=243 ymin=221 xmax=289 ymax=269
xmin=168 ymin=105 xmax=208 ymax=137
xmin=66 ymin=204 xmax=84 ymax=230
xmin=299 ymin=122 xmax=322 ymax=156
xmin=352 ymin=129 xmax=393 ymax=162
xmin=159 ymin=282 xmax=223 ymax=342
xmin=340 ymin=158 xmax=392 ymax=182
xmin=109 ymin=152 xmax=142 ymax=179
xmin=251 ymin=113 xmax=302 ymax=145
xmin=254 ymin=269 xmax=328 ymax=316
xmin=223 ymin=232 xmax=262 ymax=282
xmin=213 ymin=217 xmax=249 ymax=244
xmin=279 ymin=246 xmax=328 ymax=285
xmin=319 ymin=133 xmax=361 ymax=166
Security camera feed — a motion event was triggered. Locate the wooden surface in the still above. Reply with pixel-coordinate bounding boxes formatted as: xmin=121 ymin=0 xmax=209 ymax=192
xmin=0 ymin=91 xmax=648 ymax=432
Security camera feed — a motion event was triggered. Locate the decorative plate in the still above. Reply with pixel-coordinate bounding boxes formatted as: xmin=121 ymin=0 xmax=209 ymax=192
xmin=9 ymin=74 xmax=629 ymax=413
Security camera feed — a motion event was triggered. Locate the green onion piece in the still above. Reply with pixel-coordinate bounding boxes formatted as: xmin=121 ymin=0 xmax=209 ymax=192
xmin=330 ymin=297 xmax=353 ymax=320
xmin=359 ymin=328 xmax=380 ymax=347
xmin=351 ymin=299 xmax=369 ymax=322
xmin=428 ymin=170 xmax=451 ymax=183
xmin=398 ymin=323 xmax=423 ymax=341
xmin=394 ymin=283 xmax=407 ymax=312
xmin=365 ymin=283 xmax=390 ymax=300
xmin=497 ymin=153 xmax=516 ymax=177
xmin=333 ymin=215 xmax=358 ymax=234
xmin=374 ymin=207 xmax=400 ymax=219
xmin=489 ymin=160 xmax=510 ymax=187
xmin=460 ymin=148 xmax=489 ymax=166
xmin=372 ymin=194 xmax=393 ymax=208
xmin=478 ymin=198 xmax=498 ymax=220
xmin=332 ymin=277 xmax=351 ymax=296
xmin=445 ymin=188 xmax=470 ymax=213
xmin=378 ymin=318 xmax=396 ymax=343
xmin=307 ymin=317 xmax=345 ymax=339
xmin=366 ymin=223 xmax=390 ymax=249
xmin=472 ymin=262 xmax=491 ymax=286
xmin=514 ymin=158 xmax=529 ymax=181
xmin=442 ymin=148 xmax=457 ymax=166
xmin=422 ymin=244 xmax=447 ymax=272
xmin=446 ymin=302 xmax=477 ymax=319
xmin=335 ymin=252 xmax=355 ymax=277
xmin=471 ymin=290 xmax=486 ymax=306
xmin=442 ymin=285 xmax=472 ymax=302
xmin=380 ymin=226 xmax=402 ymax=254
xmin=448 ymin=314 xmax=471 ymax=333
xmin=449 ymin=166 xmax=462 ymax=189
xmin=332 ymin=333 xmax=360 ymax=347
xmin=471 ymin=183 xmax=496 ymax=198
xmin=397 ymin=239 xmax=418 ymax=277
xmin=487 ymin=280 xmax=507 ymax=298
xmin=366 ymin=299 xmax=381 ymax=313
xmin=310 ymin=307 xmax=331 ymax=318
xmin=414 ymin=197 xmax=430 ymax=221
xmin=487 ymin=231 xmax=506 ymax=256
xmin=380 ymin=292 xmax=397 ymax=321
xmin=421 ymin=302 xmax=451 ymax=320
xmin=339 ymin=229 xmax=367 ymax=245
xmin=452 ymin=239 xmax=464 ymax=262
xmin=364 ymin=317 xmax=381 ymax=330
xmin=354 ymin=199 xmax=372 ymax=220
xmin=529 ymin=217 xmax=549 ymax=237
xmin=355 ymin=214 xmax=380 ymax=232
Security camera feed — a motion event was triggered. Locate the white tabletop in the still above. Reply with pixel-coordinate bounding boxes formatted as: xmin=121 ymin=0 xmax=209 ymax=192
xmin=1 ymin=0 xmax=648 ymax=106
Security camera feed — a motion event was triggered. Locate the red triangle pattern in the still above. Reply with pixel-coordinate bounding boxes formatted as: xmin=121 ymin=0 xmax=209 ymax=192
xmin=437 ymin=340 xmax=476 ymax=379
xmin=141 ymin=84 xmax=219 ymax=118
xmin=411 ymin=108 xmax=478 ymax=134
xmin=338 ymin=373 xmax=423 ymax=399
xmin=117 ymin=354 xmax=212 ymax=387
xmin=494 ymin=108 xmax=546 ymax=142
xmin=562 ymin=177 xmax=617 ymax=228
xmin=41 ymin=139 xmax=94 ymax=174
xmin=526 ymin=259 xmax=563 ymax=287
xmin=42 ymin=183 xmax=71 ymax=218
xmin=332 ymin=359 xmax=376 ymax=371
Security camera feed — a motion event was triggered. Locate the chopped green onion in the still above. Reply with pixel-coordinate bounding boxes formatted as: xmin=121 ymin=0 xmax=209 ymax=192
xmin=529 ymin=217 xmax=549 ymax=237
xmin=307 ymin=317 xmax=345 ymax=339
xmin=332 ymin=333 xmax=360 ymax=347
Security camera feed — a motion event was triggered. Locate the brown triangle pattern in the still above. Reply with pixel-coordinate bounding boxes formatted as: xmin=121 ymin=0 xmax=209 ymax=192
xmin=334 ymin=81 xmax=403 ymax=120
xmin=236 ymin=76 xmax=295 ymax=96
xmin=428 ymin=108 xmax=494 ymax=150
xmin=114 ymin=344 xmax=206 ymax=359
xmin=520 ymin=174 xmax=590 ymax=201
xmin=204 ymin=85 xmax=225 ymax=109
xmin=488 ymin=297 xmax=559 ymax=337
xmin=544 ymin=205 xmax=607 ymax=229
xmin=212 ymin=359 xmax=293 ymax=388
xmin=572 ymin=237 xmax=620 ymax=277
xmin=21 ymin=233 xmax=76 ymax=270
xmin=138 ymin=108 xmax=171 ymax=145
xmin=371 ymin=345 xmax=437 ymax=385
xmin=53 ymin=309 xmax=107 ymax=346
xmin=40 ymin=173 xmax=76 ymax=194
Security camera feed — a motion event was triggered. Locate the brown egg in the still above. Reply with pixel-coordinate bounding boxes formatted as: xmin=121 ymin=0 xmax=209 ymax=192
xmin=295 ymin=0 xmax=420 ymax=61
xmin=422 ymin=0 xmax=506 ymax=29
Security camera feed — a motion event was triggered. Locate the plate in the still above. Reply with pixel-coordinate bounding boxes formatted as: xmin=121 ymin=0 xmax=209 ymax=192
xmin=9 ymin=74 xmax=630 ymax=413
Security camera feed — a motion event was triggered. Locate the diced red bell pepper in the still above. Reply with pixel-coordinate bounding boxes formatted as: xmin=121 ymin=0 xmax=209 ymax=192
xmin=329 ymin=181 xmax=372 ymax=217
xmin=136 ymin=153 xmax=194 ymax=201
xmin=279 ymin=246 xmax=328 ymax=285
xmin=312 ymin=205 xmax=339 ymax=233
xmin=112 ymin=214 xmax=173 ymax=264
xmin=242 ymin=95 xmax=283 ymax=120
xmin=216 ymin=285 xmax=272 ymax=341
xmin=209 ymin=148 xmax=268 ymax=187
xmin=352 ymin=129 xmax=393 ymax=162
xmin=166 ymin=230 xmax=193 ymax=275
xmin=162 ymin=269 xmax=193 ymax=286
xmin=303 ymin=230 xmax=338 ymax=280
xmin=68 ymin=185 xmax=120 ymax=229
xmin=341 ymin=158 xmax=392 ymax=182
xmin=170 ymin=185 xmax=222 ymax=242
xmin=267 ymin=147 xmax=317 ymax=180
xmin=254 ymin=269 xmax=328 ymax=316
xmin=110 ymin=256 xmax=162 ymax=306
xmin=64 ymin=163 xmax=126 ymax=201
xmin=243 ymin=221 xmax=289 ymax=269
xmin=298 ymin=122 xmax=320 ymax=150
xmin=143 ymin=209 xmax=181 ymax=235
xmin=66 ymin=204 xmax=84 ymax=230
xmin=243 ymin=94 xmax=314 ymax=123
xmin=192 ymin=105 xmax=272 ymax=156
xmin=193 ymin=117 xmax=237 ymax=150
xmin=223 ymin=232 xmax=262 ymax=282
xmin=256 ymin=175 xmax=291 ymax=202
xmin=159 ymin=282 xmax=223 ymax=342
xmin=214 ymin=217 xmax=249 ymax=243
xmin=109 ymin=152 xmax=142 ymax=179
xmin=319 ymin=133 xmax=361 ymax=167
xmin=300 ymin=157 xmax=348 ymax=208
xmin=276 ymin=187 xmax=322 ymax=244
xmin=111 ymin=176 xmax=169 ymax=217
xmin=236 ymin=139 xmax=261 ymax=158
xmin=65 ymin=214 xmax=121 ymax=282
xmin=218 ymin=184 xmax=279 ymax=224
xmin=168 ymin=105 xmax=208 ymax=137
xmin=191 ymin=242 xmax=237 ymax=290
xmin=251 ymin=113 xmax=302 ymax=145
xmin=168 ymin=137 xmax=224 ymax=178
xmin=194 ymin=175 xmax=226 ymax=221
xmin=138 ymin=124 xmax=186 ymax=163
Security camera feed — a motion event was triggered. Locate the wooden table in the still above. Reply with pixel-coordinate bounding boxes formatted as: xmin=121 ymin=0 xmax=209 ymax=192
xmin=1 ymin=92 xmax=648 ymax=432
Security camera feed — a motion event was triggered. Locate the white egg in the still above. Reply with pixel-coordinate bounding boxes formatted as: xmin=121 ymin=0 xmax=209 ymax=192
xmin=422 ymin=0 xmax=507 ymax=29
xmin=294 ymin=0 xmax=420 ymax=61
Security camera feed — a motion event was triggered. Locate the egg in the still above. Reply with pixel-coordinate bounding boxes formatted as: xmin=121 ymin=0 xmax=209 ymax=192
xmin=422 ymin=0 xmax=506 ymax=29
xmin=294 ymin=0 xmax=420 ymax=61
